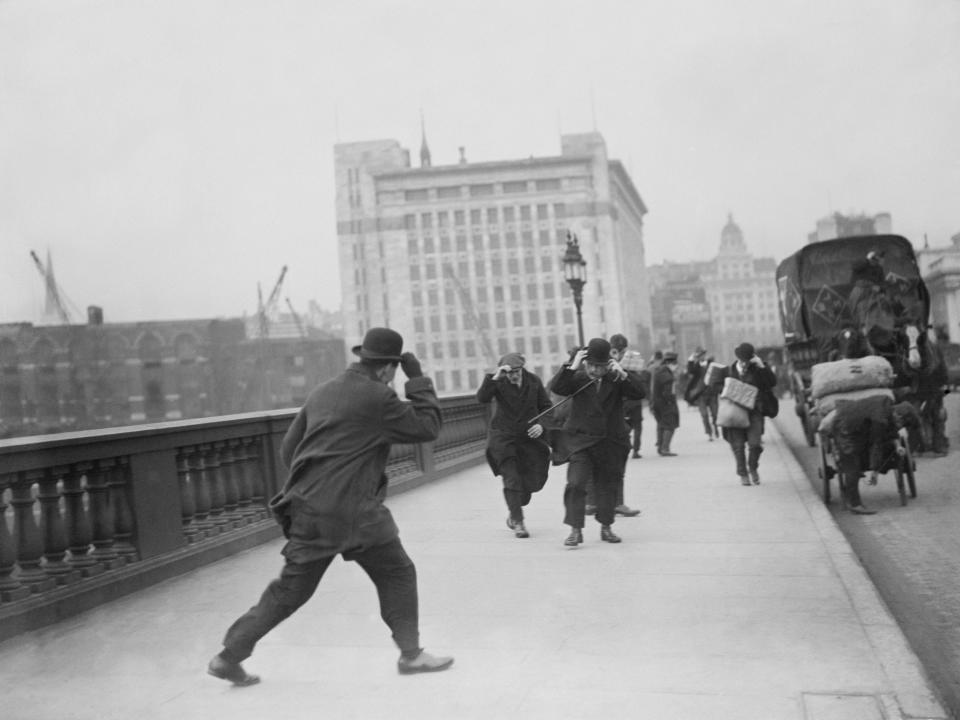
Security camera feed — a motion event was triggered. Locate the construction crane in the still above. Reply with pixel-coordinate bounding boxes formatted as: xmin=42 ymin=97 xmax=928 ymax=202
xmin=29 ymin=249 xmax=74 ymax=324
xmin=443 ymin=264 xmax=497 ymax=364
xmin=285 ymin=297 xmax=307 ymax=339
xmin=256 ymin=265 xmax=287 ymax=339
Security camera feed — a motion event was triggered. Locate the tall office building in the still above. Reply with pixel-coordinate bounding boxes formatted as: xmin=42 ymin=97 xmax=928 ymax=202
xmin=334 ymin=132 xmax=652 ymax=395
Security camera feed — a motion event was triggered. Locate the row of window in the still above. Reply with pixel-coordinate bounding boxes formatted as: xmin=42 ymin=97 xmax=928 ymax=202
xmin=402 ymin=180 xmax=567 ymax=204
xmin=405 ymin=203 xmax=566 ymax=229
xmin=409 ymin=228 xmax=568 ymax=255
xmin=411 ymin=306 xmax=575 ymax=335
xmin=410 ymin=256 xmax=557 ymax=281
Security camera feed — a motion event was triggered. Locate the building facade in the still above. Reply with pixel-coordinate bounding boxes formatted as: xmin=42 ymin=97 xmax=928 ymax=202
xmin=918 ymin=232 xmax=960 ymax=342
xmin=0 ymin=317 xmax=345 ymax=438
xmin=807 ymin=211 xmax=893 ymax=244
xmin=701 ymin=215 xmax=780 ymax=356
xmin=334 ymin=132 xmax=652 ymax=395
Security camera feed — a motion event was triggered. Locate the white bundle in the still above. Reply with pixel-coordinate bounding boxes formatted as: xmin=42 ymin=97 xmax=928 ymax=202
xmin=810 ymin=356 xmax=893 ymax=399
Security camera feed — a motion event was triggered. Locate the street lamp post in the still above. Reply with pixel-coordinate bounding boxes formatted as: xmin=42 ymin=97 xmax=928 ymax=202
xmin=562 ymin=231 xmax=588 ymax=347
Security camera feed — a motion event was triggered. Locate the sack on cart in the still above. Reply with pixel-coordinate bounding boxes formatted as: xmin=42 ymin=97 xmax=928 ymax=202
xmin=810 ymin=357 xmax=893 ymax=399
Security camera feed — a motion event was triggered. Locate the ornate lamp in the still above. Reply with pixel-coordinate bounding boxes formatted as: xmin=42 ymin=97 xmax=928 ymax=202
xmin=562 ymin=232 xmax=588 ymax=346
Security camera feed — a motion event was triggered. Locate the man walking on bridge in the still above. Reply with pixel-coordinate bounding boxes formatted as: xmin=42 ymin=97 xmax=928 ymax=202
xmin=208 ymin=327 xmax=453 ymax=686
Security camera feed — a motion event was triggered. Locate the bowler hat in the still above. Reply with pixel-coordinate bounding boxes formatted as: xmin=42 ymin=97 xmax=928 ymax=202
xmin=734 ymin=342 xmax=755 ymax=362
xmin=585 ymin=338 xmax=611 ymax=364
xmin=352 ymin=327 xmax=404 ymax=361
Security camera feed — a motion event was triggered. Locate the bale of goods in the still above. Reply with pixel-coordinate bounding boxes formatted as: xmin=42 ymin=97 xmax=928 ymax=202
xmin=815 ymin=386 xmax=895 ymax=416
xmin=619 ymin=351 xmax=645 ymax=372
xmin=720 ymin=376 xmax=758 ymax=409
xmin=810 ymin=356 xmax=893 ymax=399
xmin=704 ymin=362 xmax=727 ymax=386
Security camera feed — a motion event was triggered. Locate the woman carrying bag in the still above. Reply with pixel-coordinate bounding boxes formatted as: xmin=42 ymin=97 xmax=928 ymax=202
xmin=719 ymin=342 xmax=778 ymax=486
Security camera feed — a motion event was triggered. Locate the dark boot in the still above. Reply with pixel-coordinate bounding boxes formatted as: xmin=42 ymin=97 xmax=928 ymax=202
xmin=747 ymin=445 xmax=762 ymax=483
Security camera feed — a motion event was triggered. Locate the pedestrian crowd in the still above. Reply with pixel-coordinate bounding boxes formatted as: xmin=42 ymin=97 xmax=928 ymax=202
xmin=206 ymin=326 xmax=780 ymax=687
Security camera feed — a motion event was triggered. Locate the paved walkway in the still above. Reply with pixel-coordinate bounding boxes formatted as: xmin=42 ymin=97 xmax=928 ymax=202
xmin=0 ymin=409 xmax=948 ymax=720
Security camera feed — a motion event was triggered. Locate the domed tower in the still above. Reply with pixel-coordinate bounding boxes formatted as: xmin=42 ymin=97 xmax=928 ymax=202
xmin=718 ymin=213 xmax=747 ymax=256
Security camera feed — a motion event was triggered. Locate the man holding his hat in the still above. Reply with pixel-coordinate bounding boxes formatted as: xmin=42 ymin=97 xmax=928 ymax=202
xmin=549 ymin=338 xmax=646 ymax=546
xmin=723 ymin=342 xmax=778 ymax=486
xmin=477 ymin=352 xmax=553 ymax=538
xmin=208 ymin=328 xmax=453 ymax=685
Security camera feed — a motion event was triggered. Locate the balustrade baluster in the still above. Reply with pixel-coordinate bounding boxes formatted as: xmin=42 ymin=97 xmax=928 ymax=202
xmin=231 ymin=439 xmax=256 ymax=520
xmin=188 ymin=448 xmax=214 ymax=537
xmin=63 ymin=463 xmax=103 ymax=577
xmin=10 ymin=474 xmax=56 ymax=592
xmin=35 ymin=467 xmax=79 ymax=585
xmin=109 ymin=457 xmax=137 ymax=562
xmin=176 ymin=450 xmax=201 ymax=543
xmin=218 ymin=441 xmax=242 ymax=527
xmin=88 ymin=460 xmax=122 ymax=568
xmin=202 ymin=444 xmax=229 ymax=531
xmin=243 ymin=437 xmax=267 ymax=519
xmin=0 ymin=477 xmax=31 ymax=601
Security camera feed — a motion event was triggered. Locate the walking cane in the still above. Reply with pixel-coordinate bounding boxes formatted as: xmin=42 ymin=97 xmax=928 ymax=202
xmin=526 ymin=378 xmax=598 ymax=425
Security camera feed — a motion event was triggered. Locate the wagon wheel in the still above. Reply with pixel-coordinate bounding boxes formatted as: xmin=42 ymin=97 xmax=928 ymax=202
xmin=902 ymin=435 xmax=918 ymax=498
xmin=801 ymin=404 xmax=818 ymax=448
xmin=817 ymin=435 xmax=834 ymax=504
xmin=894 ymin=465 xmax=908 ymax=506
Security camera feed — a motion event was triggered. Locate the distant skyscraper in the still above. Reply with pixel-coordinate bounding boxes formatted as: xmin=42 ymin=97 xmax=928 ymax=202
xmin=807 ymin=211 xmax=893 ymax=244
xmin=334 ymin=131 xmax=652 ymax=395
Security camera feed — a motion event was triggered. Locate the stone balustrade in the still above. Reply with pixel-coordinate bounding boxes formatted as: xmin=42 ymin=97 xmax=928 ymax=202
xmin=0 ymin=394 xmax=488 ymax=642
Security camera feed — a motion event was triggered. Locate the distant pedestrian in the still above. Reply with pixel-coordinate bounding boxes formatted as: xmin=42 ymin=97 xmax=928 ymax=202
xmin=652 ymin=351 xmax=681 ymax=456
xmin=685 ymin=348 xmax=720 ymax=441
xmin=722 ymin=342 xmax=778 ymax=486
xmin=476 ymin=352 xmax=553 ymax=538
xmin=207 ymin=328 xmax=453 ymax=686
xmin=549 ymin=338 xmax=645 ymax=546
xmin=606 ymin=333 xmax=642 ymax=515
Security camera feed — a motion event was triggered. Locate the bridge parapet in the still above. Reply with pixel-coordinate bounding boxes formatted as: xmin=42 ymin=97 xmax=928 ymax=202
xmin=0 ymin=395 xmax=487 ymax=642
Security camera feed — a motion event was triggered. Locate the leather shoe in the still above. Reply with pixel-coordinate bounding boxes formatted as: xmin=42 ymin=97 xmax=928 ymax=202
xmin=631 ymin=452 xmax=641 ymax=459
xmin=658 ymin=450 xmax=677 ymax=457
xmin=564 ymin=528 xmax=583 ymax=547
xmin=849 ymin=505 xmax=877 ymax=515
xmin=506 ymin=516 xmax=516 ymax=530
xmin=750 ymin=471 xmax=760 ymax=485
xmin=207 ymin=655 xmax=260 ymax=687
xmin=739 ymin=475 xmax=751 ymax=486
xmin=614 ymin=504 xmax=641 ymax=517
xmin=398 ymin=650 xmax=454 ymax=675
xmin=600 ymin=525 xmax=622 ymax=543
xmin=513 ymin=520 xmax=529 ymax=538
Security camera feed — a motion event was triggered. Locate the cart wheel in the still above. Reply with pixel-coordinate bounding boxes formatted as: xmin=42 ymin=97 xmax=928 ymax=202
xmin=818 ymin=440 xmax=832 ymax=504
xmin=895 ymin=466 xmax=908 ymax=506
xmin=803 ymin=409 xmax=817 ymax=448
xmin=905 ymin=445 xmax=918 ymax=498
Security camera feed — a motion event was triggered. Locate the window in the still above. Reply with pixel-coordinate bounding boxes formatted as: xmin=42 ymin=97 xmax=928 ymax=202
xmin=539 ymin=230 xmax=550 ymax=245
xmin=541 ymin=256 xmax=553 ymax=272
xmin=470 ymin=184 xmax=494 ymax=197
xmin=421 ymin=212 xmax=433 ymax=228
xmin=524 ymin=256 xmax=536 ymax=273
xmin=407 ymin=238 xmax=419 ymax=255
xmin=486 ymin=207 xmax=498 ymax=224
xmin=440 ymin=236 xmax=451 ymax=253
xmin=465 ymin=340 xmax=476 ymax=357
xmin=410 ymin=265 xmax=420 ymax=280
xmin=451 ymin=369 xmax=462 ymax=389
xmin=428 ymin=290 xmax=439 ymax=305
xmin=503 ymin=207 xmax=515 ymax=222
xmin=508 ymin=258 xmax=520 ymax=275
xmin=491 ymin=258 xmax=503 ymax=275
xmin=526 ymin=283 xmax=538 ymax=299
xmin=529 ymin=309 xmax=540 ymax=325
xmin=448 ymin=341 xmax=460 ymax=358
xmin=536 ymin=178 xmax=561 ymax=191
xmin=520 ymin=205 xmax=532 ymax=221
xmin=498 ymin=338 xmax=509 ymax=354
xmin=515 ymin=337 xmax=526 ymax=353
xmin=513 ymin=310 xmax=523 ymax=325
xmin=405 ymin=189 xmax=428 ymax=201
xmin=468 ymin=369 xmax=478 ymax=388
xmin=472 ymin=234 xmax=484 ymax=251
xmin=432 ymin=342 xmax=444 ymax=358
xmin=496 ymin=311 xmax=507 ymax=327
xmin=475 ymin=261 xmax=486 ymax=277
xmin=438 ymin=186 xmax=460 ymax=199
xmin=435 ymin=371 xmax=446 ymax=392
xmin=416 ymin=342 xmax=427 ymax=357
xmin=446 ymin=314 xmax=457 ymax=330
xmin=476 ymin=287 xmax=488 ymax=302
xmin=553 ymin=203 xmax=566 ymax=218
xmin=489 ymin=234 xmax=501 ymax=250
xmin=430 ymin=316 xmax=441 ymax=332
xmin=536 ymin=204 xmax=549 ymax=219
xmin=522 ymin=232 xmax=534 ymax=248
xmin=546 ymin=308 xmax=557 ymax=324
xmin=456 ymin=236 xmax=468 ymax=252
xmin=549 ymin=335 xmax=560 ymax=353
xmin=494 ymin=287 xmax=504 ymax=302
xmin=543 ymin=283 xmax=554 ymax=298
xmin=425 ymin=265 xmax=436 ymax=279
xmin=504 ymin=232 xmax=517 ymax=248
xmin=503 ymin=180 xmax=526 ymax=193
xmin=563 ymin=308 xmax=573 ymax=323
xmin=412 ymin=292 xmax=422 ymax=307
xmin=510 ymin=285 xmax=521 ymax=301
xmin=531 ymin=337 xmax=542 ymax=353
xmin=470 ymin=209 xmax=482 ymax=225
xmin=424 ymin=237 xmax=435 ymax=253
xmin=414 ymin=317 xmax=425 ymax=332
xmin=437 ymin=211 xmax=449 ymax=228
xmin=454 ymin=210 xmax=465 ymax=226
xmin=444 ymin=289 xmax=455 ymax=305
xmin=404 ymin=214 xmax=417 ymax=230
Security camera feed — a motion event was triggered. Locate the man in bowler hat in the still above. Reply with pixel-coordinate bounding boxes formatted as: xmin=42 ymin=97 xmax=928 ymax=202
xmin=476 ymin=352 xmax=553 ymax=538
xmin=208 ymin=327 xmax=453 ymax=685
xmin=549 ymin=338 xmax=646 ymax=546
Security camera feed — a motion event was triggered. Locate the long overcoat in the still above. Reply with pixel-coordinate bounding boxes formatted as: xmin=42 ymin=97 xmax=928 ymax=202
xmin=269 ymin=363 xmax=442 ymax=563
xmin=651 ymin=365 xmax=680 ymax=430
xmin=548 ymin=366 xmax=645 ymax=463
xmin=476 ymin=370 xmax=552 ymax=491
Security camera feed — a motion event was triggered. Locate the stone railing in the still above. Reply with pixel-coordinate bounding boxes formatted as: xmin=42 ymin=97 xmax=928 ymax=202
xmin=0 ymin=395 xmax=488 ymax=642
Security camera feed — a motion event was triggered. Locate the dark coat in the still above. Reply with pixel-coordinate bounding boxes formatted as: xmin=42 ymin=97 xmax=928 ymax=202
xmin=548 ymin=366 xmax=645 ymax=463
xmin=270 ymin=363 xmax=442 ymax=563
xmin=683 ymin=359 xmax=708 ymax=404
xmin=652 ymin=365 xmax=680 ymax=429
xmin=476 ymin=370 xmax=552 ymax=482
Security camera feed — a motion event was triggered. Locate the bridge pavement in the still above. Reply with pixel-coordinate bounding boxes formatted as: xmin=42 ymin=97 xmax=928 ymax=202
xmin=0 ymin=407 xmax=948 ymax=720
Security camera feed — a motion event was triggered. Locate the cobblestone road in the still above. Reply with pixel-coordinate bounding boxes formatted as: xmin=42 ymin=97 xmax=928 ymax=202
xmin=776 ymin=394 xmax=960 ymax=719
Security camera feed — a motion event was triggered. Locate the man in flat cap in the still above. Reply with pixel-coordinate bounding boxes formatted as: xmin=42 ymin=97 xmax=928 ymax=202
xmin=477 ymin=352 xmax=553 ymax=538
xmin=722 ymin=342 xmax=778 ymax=486
xmin=208 ymin=327 xmax=453 ymax=685
xmin=549 ymin=338 xmax=646 ymax=547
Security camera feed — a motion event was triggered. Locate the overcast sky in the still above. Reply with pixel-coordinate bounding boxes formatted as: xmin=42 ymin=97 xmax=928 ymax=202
xmin=2 ymin=0 xmax=958 ymax=325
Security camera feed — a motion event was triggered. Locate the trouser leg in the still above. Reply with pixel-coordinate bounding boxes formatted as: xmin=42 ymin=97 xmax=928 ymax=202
xmin=631 ymin=424 xmax=642 ymax=454
xmin=500 ymin=457 xmax=525 ymax=521
xmin=660 ymin=429 xmax=674 ymax=453
xmin=564 ymin=452 xmax=592 ymax=528
xmin=585 ymin=476 xmax=596 ymax=507
xmin=221 ymin=556 xmax=332 ymax=663
xmin=746 ymin=415 xmax=764 ymax=471
xmin=747 ymin=445 xmax=763 ymax=473
xmin=727 ymin=430 xmax=748 ymax=476
xmin=351 ymin=539 xmax=421 ymax=657
xmin=698 ymin=401 xmax=712 ymax=435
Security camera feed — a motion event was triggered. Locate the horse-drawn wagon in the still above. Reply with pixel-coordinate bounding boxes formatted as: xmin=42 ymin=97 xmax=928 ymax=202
xmin=775 ymin=234 xmax=932 ymax=509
